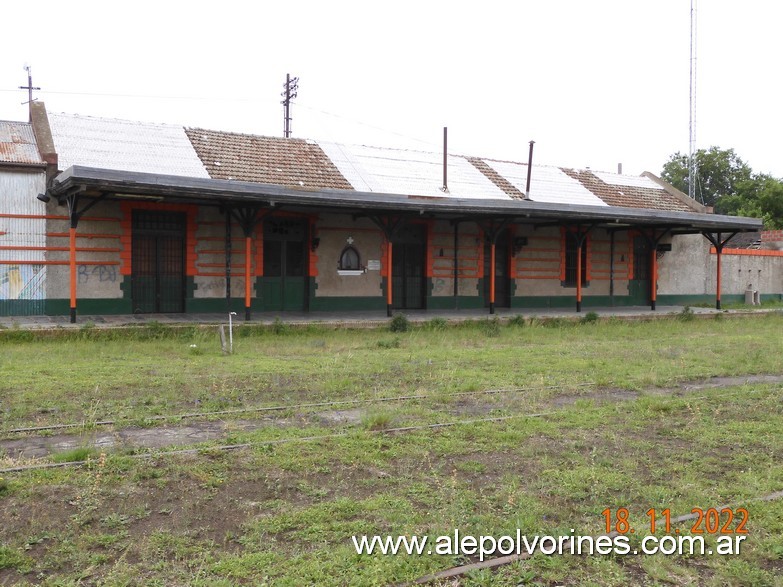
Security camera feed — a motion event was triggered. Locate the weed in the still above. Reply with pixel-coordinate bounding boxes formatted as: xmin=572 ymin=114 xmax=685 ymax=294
xmin=271 ymin=317 xmax=290 ymax=335
xmin=362 ymin=411 xmax=394 ymax=431
xmin=0 ymin=545 xmax=31 ymax=572
xmin=389 ymin=314 xmax=410 ymax=332
xmin=678 ymin=305 xmax=695 ymax=321
xmin=0 ymin=476 xmax=7 ymax=494
xmin=50 ymin=447 xmax=97 ymax=463
xmin=424 ymin=317 xmax=448 ymax=331
xmin=377 ymin=338 xmax=401 ymax=349
xmin=507 ymin=314 xmax=526 ymax=327
xmin=481 ymin=317 xmax=501 ymax=337
xmin=581 ymin=311 xmax=599 ymax=324
xmin=145 ymin=321 xmax=169 ymax=339
xmin=541 ymin=316 xmax=568 ymax=328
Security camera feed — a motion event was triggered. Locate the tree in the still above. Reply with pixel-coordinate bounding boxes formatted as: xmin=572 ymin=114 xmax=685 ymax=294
xmin=661 ymin=147 xmax=752 ymax=207
xmin=661 ymin=146 xmax=783 ymax=228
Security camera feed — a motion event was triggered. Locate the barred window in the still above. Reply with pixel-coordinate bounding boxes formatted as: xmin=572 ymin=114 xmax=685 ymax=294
xmin=563 ymin=232 xmax=588 ymax=287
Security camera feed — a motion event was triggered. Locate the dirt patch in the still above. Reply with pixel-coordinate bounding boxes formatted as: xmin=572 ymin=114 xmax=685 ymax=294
xmin=314 ymin=408 xmax=366 ymax=425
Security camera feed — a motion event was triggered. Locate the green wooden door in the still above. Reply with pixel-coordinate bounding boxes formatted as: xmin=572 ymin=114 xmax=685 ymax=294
xmin=391 ymin=224 xmax=426 ymax=310
xmin=628 ymin=236 xmax=651 ymax=305
xmin=262 ymin=220 xmax=306 ymax=312
xmin=131 ymin=211 xmax=185 ymax=313
xmin=484 ymin=230 xmax=510 ymax=308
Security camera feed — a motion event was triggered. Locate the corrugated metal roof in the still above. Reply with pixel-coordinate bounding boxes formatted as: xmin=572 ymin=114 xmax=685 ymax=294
xmin=48 ymin=113 xmax=209 ymax=178
xmin=0 ymin=121 xmax=44 ymax=166
xmin=483 ymin=160 xmax=608 ymax=207
xmin=593 ymin=170 xmax=659 ymax=189
xmin=43 ymin=111 xmax=701 ymax=213
xmin=319 ymin=142 xmax=508 ymax=199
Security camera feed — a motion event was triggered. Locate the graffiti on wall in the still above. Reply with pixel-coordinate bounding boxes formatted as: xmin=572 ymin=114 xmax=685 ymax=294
xmin=78 ymin=265 xmax=117 ymax=284
xmin=0 ymin=265 xmax=46 ymax=300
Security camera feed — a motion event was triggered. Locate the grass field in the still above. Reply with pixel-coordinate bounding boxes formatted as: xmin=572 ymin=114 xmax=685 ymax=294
xmin=0 ymin=313 xmax=782 ymax=586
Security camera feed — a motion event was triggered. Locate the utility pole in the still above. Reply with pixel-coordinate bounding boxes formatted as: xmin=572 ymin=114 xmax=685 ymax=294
xmin=281 ymin=73 xmax=299 ymax=138
xmin=688 ymin=0 xmax=699 ymax=202
xmin=19 ymin=64 xmax=40 ymax=122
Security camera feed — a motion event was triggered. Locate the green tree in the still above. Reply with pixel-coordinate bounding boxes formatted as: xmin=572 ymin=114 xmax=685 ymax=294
xmin=661 ymin=147 xmax=752 ymax=207
xmin=661 ymin=146 xmax=783 ymax=228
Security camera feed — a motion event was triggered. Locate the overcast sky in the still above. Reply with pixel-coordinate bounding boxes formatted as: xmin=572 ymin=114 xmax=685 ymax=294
xmin=1 ymin=1 xmax=780 ymax=179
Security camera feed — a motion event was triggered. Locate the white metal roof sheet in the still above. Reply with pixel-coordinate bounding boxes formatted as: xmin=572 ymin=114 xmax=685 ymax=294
xmin=592 ymin=171 xmax=660 ymax=189
xmin=484 ymin=160 xmax=608 ymax=207
xmin=318 ymin=142 xmax=510 ymax=200
xmin=49 ymin=113 xmax=209 ymax=178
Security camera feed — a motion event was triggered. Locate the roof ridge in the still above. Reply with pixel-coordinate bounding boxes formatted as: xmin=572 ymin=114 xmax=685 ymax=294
xmin=49 ymin=111 xmax=186 ymax=129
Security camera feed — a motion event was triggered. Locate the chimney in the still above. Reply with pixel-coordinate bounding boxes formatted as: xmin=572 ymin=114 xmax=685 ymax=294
xmin=30 ymin=102 xmax=58 ymax=184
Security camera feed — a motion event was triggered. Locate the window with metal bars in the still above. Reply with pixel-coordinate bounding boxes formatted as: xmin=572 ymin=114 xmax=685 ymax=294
xmin=563 ymin=232 xmax=588 ymax=287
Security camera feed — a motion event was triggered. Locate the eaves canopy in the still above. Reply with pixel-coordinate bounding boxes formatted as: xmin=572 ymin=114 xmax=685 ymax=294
xmin=50 ymin=165 xmax=762 ymax=234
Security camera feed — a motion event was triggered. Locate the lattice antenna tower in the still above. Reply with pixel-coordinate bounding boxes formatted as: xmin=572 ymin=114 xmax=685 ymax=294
xmin=688 ymin=0 xmax=700 ymax=202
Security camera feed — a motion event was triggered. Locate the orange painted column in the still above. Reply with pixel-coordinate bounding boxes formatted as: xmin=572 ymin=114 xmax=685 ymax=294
xmin=386 ymin=240 xmax=393 ymax=317
xmin=244 ymin=236 xmax=252 ymax=320
xmin=650 ymin=248 xmax=658 ymax=311
xmin=716 ymin=247 xmax=722 ymax=310
xmin=489 ymin=242 xmax=496 ymax=314
xmin=69 ymin=227 xmax=77 ymax=323
xmin=576 ymin=243 xmax=583 ymax=313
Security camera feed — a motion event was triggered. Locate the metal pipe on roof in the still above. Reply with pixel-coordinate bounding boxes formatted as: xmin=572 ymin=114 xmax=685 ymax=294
xmin=525 ymin=141 xmax=535 ymax=199
xmin=442 ymin=127 xmax=448 ymax=192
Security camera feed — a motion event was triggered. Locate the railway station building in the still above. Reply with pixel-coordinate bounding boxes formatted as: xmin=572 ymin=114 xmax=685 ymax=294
xmin=1 ymin=102 xmax=776 ymax=321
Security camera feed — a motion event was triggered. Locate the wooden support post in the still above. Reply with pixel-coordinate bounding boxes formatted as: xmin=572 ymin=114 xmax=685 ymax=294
xmin=244 ymin=236 xmax=252 ymax=320
xmin=386 ymin=240 xmax=393 ymax=317
xmin=489 ymin=242 xmax=496 ymax=314
xmin=69 ymin=226 xmax=77 ymax=323
xmin=576 ymin=242 xmax=583 ymax=313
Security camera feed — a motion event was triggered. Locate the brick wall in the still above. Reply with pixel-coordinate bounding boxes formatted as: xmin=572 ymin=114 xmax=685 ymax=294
xmin=761 ymin=230 xmax=783 ymax=242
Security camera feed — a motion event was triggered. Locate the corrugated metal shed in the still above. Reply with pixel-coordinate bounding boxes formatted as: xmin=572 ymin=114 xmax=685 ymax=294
xmin=0 ymin=121 xmax=44 ymax=166
xmin=49 ymin=113 xmax=209 ymax=178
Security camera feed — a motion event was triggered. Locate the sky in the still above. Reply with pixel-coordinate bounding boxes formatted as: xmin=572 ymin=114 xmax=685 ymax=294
xmin=1 ymin=1 xmax=781 ymax=179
